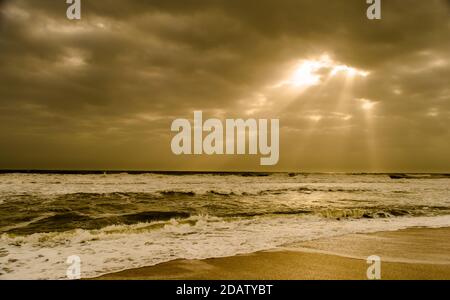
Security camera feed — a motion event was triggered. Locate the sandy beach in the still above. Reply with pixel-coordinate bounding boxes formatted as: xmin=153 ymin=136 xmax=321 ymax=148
xmin=96 ymin=227 xmax=450 ymax=280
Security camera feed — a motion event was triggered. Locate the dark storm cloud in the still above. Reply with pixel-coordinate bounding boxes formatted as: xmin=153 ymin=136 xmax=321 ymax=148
xmin=0 ymin=0 xmax=449 ymax=171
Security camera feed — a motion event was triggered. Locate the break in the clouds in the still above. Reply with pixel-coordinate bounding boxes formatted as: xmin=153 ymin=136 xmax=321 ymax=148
xmin=0 ymin=0 xmax=449 ymax=172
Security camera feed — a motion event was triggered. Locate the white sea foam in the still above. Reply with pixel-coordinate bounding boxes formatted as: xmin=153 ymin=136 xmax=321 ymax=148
xmin=1 ymin=214 xmax=450 ymax=279
xmin=1 ymin=173 xmax=449 ymax=279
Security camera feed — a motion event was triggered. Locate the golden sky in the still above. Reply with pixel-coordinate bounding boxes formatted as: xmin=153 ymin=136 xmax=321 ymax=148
xmin=0 ymin=0 xmax=449 ymax=172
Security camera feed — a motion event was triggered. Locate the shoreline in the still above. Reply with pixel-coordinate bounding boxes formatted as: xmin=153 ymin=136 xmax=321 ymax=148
xmin=95 ymin=227 xmax=450 ymax=280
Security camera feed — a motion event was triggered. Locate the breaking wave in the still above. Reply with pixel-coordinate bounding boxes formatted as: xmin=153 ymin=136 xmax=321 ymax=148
xmin=1 ymin=172 xmax=449 ymax=279
xmin=2 ymin=214 xmax=450 ymax=279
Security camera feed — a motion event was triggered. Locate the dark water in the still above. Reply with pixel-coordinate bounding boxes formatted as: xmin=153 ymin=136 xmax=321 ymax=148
xmin=0 ymin=173 xmax=449 ymax=279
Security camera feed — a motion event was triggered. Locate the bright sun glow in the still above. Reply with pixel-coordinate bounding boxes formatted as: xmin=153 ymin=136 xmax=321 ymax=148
xmin=290 ymin=61 xmax=324 ymax=87
xmin=359 ymin=98 xmax=377 ymax=110
xmin=274 ymin=55 xmax=370 ymax=89
xmin=308 ymin=115 xmax=323 ymax=122
xmin=330 ymin=65 xmax=370 ymax=77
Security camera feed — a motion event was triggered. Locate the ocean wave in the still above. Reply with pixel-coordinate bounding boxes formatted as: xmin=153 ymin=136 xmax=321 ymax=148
xmin=159 ymin=191 xmax=196 ymax=197
xmin=4 ymin=211 xmax=191 ymax=235
xmin=1 ymin=214 xmax=450 ymax=279
xmin=224 ymin=206 xmax=450 ymax=220
xmin=389 ymin=174 xmax=450 ymax=180
xmin=4 ymin=203 xmax=450 ymax=236
xmin=0 ymin=185 xmax=376 ymax=201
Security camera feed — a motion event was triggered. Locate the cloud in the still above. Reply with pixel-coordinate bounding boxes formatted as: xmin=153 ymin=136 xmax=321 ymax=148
xmin=0 ymin=0 xmax=449 ymax=171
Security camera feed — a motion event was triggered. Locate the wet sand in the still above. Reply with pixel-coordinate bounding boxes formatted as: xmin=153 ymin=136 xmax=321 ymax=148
xmin=95 ymin=227 xmax=450 ymax=280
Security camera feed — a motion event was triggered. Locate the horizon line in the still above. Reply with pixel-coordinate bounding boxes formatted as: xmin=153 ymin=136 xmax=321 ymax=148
xmin=0 ymin=169 xmax=449 ymax=175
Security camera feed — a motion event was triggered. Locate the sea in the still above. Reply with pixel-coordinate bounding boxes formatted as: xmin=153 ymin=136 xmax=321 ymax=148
xmin=0 ymin=172 xmax=449 ymax=279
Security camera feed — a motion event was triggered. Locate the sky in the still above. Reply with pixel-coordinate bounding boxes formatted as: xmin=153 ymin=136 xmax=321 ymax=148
xmin=0 ymin=0 xmax=449 ymax=172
